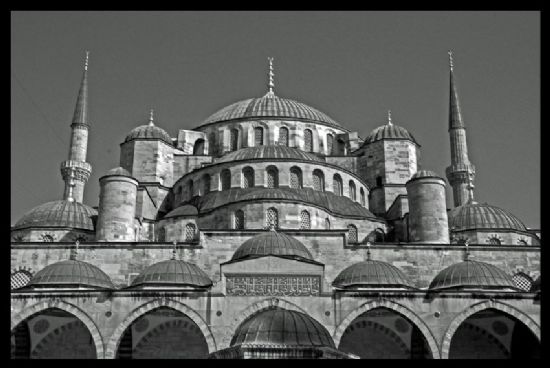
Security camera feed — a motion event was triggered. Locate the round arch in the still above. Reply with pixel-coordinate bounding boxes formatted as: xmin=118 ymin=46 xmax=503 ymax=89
xmin=440 ymin=300 xmax=540 ymax=359
xmin=104 ymin=298 xmax=216 ymax=359
xmin=11 ymin=300 xmax=105 ymax=359
xmin=333 ymin=299 xmax=441 ymax=359
xmin=220 ymin=297 xmax=311 ymax=349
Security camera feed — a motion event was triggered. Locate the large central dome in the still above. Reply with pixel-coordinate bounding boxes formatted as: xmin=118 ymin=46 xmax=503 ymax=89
xmin=199 ymin=94 xmax=344 ymax=129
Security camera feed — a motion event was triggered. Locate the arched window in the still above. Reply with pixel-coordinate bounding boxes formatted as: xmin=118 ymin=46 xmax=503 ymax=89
xmin=201 ymin=174 xmax=211 ymax=195
xmin=220 ymin=169 xmax=231 ymax=190
xmin=333 ymin=174 xmax=343 ymax=196
xmin=360 ymin=188 xmax=366 ymax=206
xmin=304 ymin=129 xmax=313 ymax=152
xmin=230 ymin=129 xmax=239 ymax=151
xmin=512 ymin=272 xmax=533 ymax=291
xmin=327 ymin=134 xmax=334 ymax=155
xmin=312 ymin=169 xmax=325 ymax=191
xmin=193 ymin=139 xmax=205 ymax=155
xmin=349 ymin=181 xmax=356 ymax=201
xmin=187 ymin=180 xmax=194 ymax=199
xmin=488 ymin=237 xmax=501 ymax=245
xmin=266 ymin=207 xmax=278 ymax=229
xmin=254 ymin=127 xmax=264 ymax=146
xmin=290 ymin=167 xmax=303 ymax=189
xmin=348 ymin=224 xmax=358 ymax=243
xmin=325 ymin=218 xmax=331 ymax=230
xmin=234 ymin=210 xmax=245 ymax=230
xmin=279 ymin=127 xmax=289 ymax=146
xmin=242 ymin=167 xmax=255 ymax=188
xmin=300 ymin=210 xmax=311 ymax=229
xmin=266 ymin=166 xmax=279 ymax=188
xmin=185 ymin=223 xmax=196 ymax=241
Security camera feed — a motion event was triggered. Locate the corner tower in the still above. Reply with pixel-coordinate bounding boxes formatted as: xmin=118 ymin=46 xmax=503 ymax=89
xmin=445 ymin=51 xmax=475 ymax=207
xmin=60 ymin=51 xmax=92 ymax=203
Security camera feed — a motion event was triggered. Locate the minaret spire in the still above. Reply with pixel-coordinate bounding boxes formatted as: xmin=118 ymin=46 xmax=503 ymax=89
xmin=266 ymin=57 xmax=275 ymax=97
xmin=60 ymin=51 xmax=93 ymax=203
xmin=445 ymin=50 xmax=476 ymax=207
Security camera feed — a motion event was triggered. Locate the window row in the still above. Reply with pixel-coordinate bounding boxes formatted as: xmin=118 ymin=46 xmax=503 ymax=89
xmin=178 ymin=167 xmax=366 ymax=206
xmin=227 ymin=127 xmax=341 ymax=154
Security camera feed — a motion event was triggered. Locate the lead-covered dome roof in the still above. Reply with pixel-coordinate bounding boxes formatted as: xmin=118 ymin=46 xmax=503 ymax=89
xmin=200 ymin=94 xmax=343 ymax=129
xmin=13 ymin=200 xmax=97 ymax=231
xmin=230 ymin=308 xmax=335 ymax=348
xmin=429 ymin=260 xmax=518 ymax=291
xmin=130 ymin=259 xmax=212 ymax=288
xmin=448 ymin=201 xmax=527 ymax=232
xmin=25 ymin=260 xmax=115 ymax=289
xmin=124 ymin=120 xmax=172 ymax=145
xmin=363 ymin=123 xmax=418 ymax=146
xmin=216 ymin=146 xmax=324 ymax=163
xmin=410 ymin=170 xmax=442 ymax=180
xmin=333 ymin=260 xmax=416 ymax=289
xmin=231 ymin=231 xmax=313 ymax=262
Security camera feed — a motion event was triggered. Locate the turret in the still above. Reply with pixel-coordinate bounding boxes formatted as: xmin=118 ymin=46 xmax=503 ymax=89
xmin=60 ymin=51 xmax=92 ymax=203
xmin=406 ymin=170 xmax=449 ymax=243
xmin=96 ymin=167 xmax=138 ymax=241
xmin=445 ymin=51 xmax=476 ymax=207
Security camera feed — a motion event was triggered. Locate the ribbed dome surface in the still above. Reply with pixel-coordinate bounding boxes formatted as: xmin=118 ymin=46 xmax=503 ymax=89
xmin=231 ymin=308 xmax=335 ymax=348
xmin=131 ymin=259 xmax=212 ymax=288
xmin=104 ymin=166 xmax=133 ymax=177
xmin=332 ymin=260 xmax=415 ymax=289
xmin=363 ymin=124 xmax=418 ymax=145
xmin=26 ymin=260 xmax=114 ymax=289
xmin=448 ymin=202 xmax=527 ymax=232
xmin=429 ymin=260 xmax=517 ymax=290
xmin=124 ymin=123 xmax=172 ymax=145
xmin=232 ymin=231 xmax=313 ymax=262
xmin=165 ymin=205 xmax=199 ymax=218
xmin=184 ymin=187 xmax=378 ymax=219
xmin=200 ymin=95 xmax=342 ymax=128
xmin=13 ymin=200 xmax=97 ymax=231
xmin=216 ymin=146 xmax=324 ymax=163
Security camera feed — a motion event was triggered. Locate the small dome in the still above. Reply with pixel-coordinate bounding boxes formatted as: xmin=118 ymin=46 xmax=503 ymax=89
xmin=216 ymin=146 xmax=324 ymax=164
xmin=409 ymin=170 xmax=442 ymax=180
xmin=448 ymin=202 xmax=527 ymax=232
xmin=13 ymin=200 xmax=97 ymax=231
xmin=130 ymin=259 xmax=212 ymax=288
xmin=26 ymin=260 xmax=114 ymax=289
xmin=333 ymin=260 xmax=416 ymax=289
xmin=363 ymin=124 xmax=418 ymax=146
xmin=165 ymin=205 xmax=199 ymax=218
xmin=429 ymin=260 xmax=518 ymax=291
xmin=232 ymin=231 xmax=313 ymax=262
xmin=199 ymin=94 xmax=343 ymax=129
xmin=231 ymin=308 xmax=335 ymax=348
xmin=103 ymin=166 xmax=133 ymax=177
xmin=124 ymin=122 xmax=172 ymax=145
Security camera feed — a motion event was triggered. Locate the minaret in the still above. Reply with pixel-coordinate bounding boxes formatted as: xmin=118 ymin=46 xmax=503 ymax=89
xmin=60 ymin=51 xmax=92 ymax=203
xmin=445 ymin=51 xmax=476 ymax=207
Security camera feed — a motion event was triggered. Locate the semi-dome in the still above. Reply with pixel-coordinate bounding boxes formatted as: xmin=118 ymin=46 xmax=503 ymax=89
xmin=231 ymin=231 xmax=313 ymax=262
xmin=448 ymin=201 xmax=527 ymax=232
xmin=124 ymin=120 xmax=172 ymax=145
xmin=25 ymin=259 xmax=115 ymax=289
xmin=13 ymin=200 xmax=97 ymax=231
xmin=199 ymin=94 xmax=344 ymax=129
xmin=363 ymin=123 xmax=418 ymax=146
xmin=230 ymin=308 xmax=335 ymax=348
xmin=130 ymin=259 xmax=212 ymax=288
xmin=216 ymin=146 xmax=324 ymax=164
xmin=429 ymin=260 xmax=518 ymax=291
xmin=333 ymin=260 xmax=416 ymax=289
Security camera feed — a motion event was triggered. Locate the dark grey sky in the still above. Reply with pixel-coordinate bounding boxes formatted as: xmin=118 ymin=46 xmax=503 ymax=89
xmin=11 ymin=11 xmax=540 ymax=228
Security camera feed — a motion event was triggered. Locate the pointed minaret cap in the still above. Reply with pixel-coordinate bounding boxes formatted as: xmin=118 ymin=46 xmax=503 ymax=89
xmin=448 ymin=50 xmax=465 ymax=130
xmin=71 ymin=51 xmax=90 ymax=126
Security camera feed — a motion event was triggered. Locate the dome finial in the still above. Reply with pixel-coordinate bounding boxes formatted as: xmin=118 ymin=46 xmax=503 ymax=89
xmin=66 ymin=170 xmax=76 ymax=202
xmin=71 ymin=240 xmax=80 ymax=260
xmin=467 ymin=169 xmax=476 ymax=203
xmin=464 ymin=240 xmax=470 ymax=261
xmin=266 ymin=57 xmax=275 ymax=97
xmin=366 ymin=241 xmax=372 ymax=260
xmin=387 ymin=110 xmax=393 ymax=126
xmin=84 ymin=50 xmax=89 ymax=71
xmin=172 ymin=240 xmax=177 ymax=260
xmin=148 ymin=109 xmax=155 ymax=126
xmin=448 ymin=50 xmax=454 ymax=71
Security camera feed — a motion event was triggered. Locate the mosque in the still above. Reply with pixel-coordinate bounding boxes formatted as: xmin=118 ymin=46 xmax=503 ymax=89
xmin=10 ymin=51 xmax=540 ymax=359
